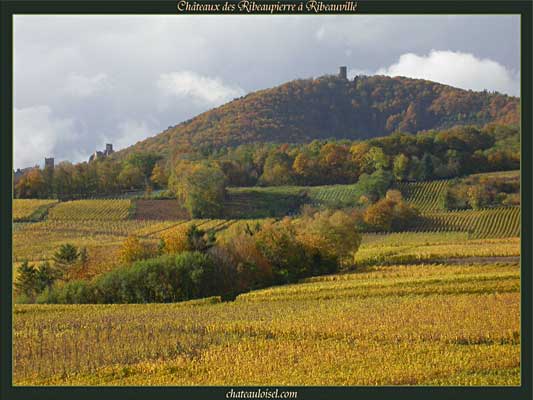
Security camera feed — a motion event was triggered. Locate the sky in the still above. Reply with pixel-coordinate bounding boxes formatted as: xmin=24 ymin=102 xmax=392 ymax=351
xmin=14 ymin=15 xmax=520 ymax=169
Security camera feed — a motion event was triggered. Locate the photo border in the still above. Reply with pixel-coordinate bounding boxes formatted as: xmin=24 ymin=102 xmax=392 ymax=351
xmin=1 ymin=1 xmax=531 ymax=399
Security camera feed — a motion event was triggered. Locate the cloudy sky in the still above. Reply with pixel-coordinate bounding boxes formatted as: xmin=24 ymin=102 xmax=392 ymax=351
xmin=14 ymin=15 xmax=520 ymax=169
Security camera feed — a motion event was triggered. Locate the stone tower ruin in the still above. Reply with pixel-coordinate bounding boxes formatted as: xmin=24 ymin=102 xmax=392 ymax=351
xmin=339 ymin=66 xmax=347 ymax=80
xmin=44 ymin=157 xmax=54 ymax=169
xmin=105 ymin=144 xmax=114 ymax=155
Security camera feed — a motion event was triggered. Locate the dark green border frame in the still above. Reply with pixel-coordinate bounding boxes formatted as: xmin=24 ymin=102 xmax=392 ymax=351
xmin=1 ymin=1 xmax=531 ymax=399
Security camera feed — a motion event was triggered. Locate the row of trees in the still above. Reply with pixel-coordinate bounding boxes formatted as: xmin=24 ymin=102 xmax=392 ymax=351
xmin=206 ymin=125 xmax=518 ymax=187
xmin=14 ymin=124 xmax=519 ymax=201
xmin=14 ymin=153 xmax=166 ymax=199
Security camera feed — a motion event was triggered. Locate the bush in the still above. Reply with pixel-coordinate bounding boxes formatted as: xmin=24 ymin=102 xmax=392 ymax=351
xmin=90 ymin=252 xmax=217 ymax=304
xmin=56 ymin=280 xmax=95 ymax=304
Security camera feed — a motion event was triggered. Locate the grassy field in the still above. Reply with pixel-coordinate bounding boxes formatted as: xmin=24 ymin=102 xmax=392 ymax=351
xmin=13 ymin=262 xmax=519 ymax=386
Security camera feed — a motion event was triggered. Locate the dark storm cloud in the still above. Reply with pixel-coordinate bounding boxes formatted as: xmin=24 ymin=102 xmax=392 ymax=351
xmin=14 ymin=15 xmax=519 ymax=169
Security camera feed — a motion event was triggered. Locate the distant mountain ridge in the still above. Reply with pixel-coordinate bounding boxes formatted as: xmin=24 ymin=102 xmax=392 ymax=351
xmin=114 ymin=74 xmax=519 ymax=159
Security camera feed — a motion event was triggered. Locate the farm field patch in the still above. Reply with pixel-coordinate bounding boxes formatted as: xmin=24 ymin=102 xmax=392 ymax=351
xmin=134 ymin=200 xmax=189 ymax=220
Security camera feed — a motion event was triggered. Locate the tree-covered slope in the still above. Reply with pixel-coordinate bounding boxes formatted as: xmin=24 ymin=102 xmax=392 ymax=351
xmin=114 ymin=74 xmax=519 ymax=159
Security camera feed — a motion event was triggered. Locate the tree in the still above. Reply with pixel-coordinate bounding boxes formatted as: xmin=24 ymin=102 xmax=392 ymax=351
xmin=318 ymin=144 xmax=353 ymax=183
xmin=97 ymin=160 xmax=122 ymax=195
xmin=392 ymin=154 xmax=409 ymax=182
xmin=78 ymin=247 xmax=89 ymax=275
xmin=391 ymin=201 xmax=419 ymax=230
xmin=150 ymin=163 xmax=168 ymax=188
xmin=259 ymin=151 xmax=295 ymax=186
xmin=15 ymin=168 xmax=46 ymax=198
xmin=385 ymin=189 xmax=403 ymax=203
xmin=14 ymin=261 xmax=38 ymax=300
xmin=254 ymin=219 xmax=309 ymax=284
xmin=35 ymin=261 xmax=57 ymax=292
xmin=357 ymin=169 xmax=393 ymax=202
xmin=466 ymin=185 xmax=487 ymax=210
xmin=162 ymin=224 xmax=190 ymax=255
xmin=296 ymin=210 xmax=362 ymax=271
xmin=52 ymin=243 xmax=80 ymax=280
xmin=118 ymin=164 xmax=144 ymax=190
xmin=363 ymin=199 xmax=395 ymax=231
xmin=366 ymin=146 xmax=389 ymax=171
xmin=420 ymin=153 xmax=434 ymax=181
xmin=292 ymin=152 xmax=316 ymax=183
xmin=171 ymin=162 xmax=227 ymax=218
xmin=127 ymin=152 xmax=163 ymax=191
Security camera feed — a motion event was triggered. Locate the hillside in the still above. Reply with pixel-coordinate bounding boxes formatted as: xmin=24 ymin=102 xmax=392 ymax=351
xmin=114 ymin=74 xmax=519 ymax=160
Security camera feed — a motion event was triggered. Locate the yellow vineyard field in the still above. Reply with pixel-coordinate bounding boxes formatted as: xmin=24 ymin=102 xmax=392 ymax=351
xmin=13 ymin=263 xmax=519 ymax=386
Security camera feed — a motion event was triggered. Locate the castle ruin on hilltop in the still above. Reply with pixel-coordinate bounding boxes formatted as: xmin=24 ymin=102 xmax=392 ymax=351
xmin=89 ymin=143 xmax=114 ymax=162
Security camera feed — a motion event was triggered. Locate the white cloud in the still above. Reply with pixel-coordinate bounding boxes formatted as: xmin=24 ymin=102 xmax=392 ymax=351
xmin=14 ymin=106 xmax=75 ymax=168
xmin=62 ymin=73 xmax=111 ymax=97
xmin=376 ymin=50 xmax=519 ymax=96
xmin=156 ymin=71 xmax=244 ymax=105
xmin=315 ymin=26 xmax=326 ymax=41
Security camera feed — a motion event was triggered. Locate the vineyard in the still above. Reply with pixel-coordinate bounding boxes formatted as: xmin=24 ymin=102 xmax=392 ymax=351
xmin=308 ymin=184 xmax=361 ymax=206
xmin=414 ymin=207 xmax=520 ymax=239
xmin=354 ymin=232 xmax=519 ymax=266
xmin=47 ymin=199 xmax=133 ymax=221
xmin=13 ymin=199 xmax=58 ymax=222
xmin=13 ymin=262 xmax=519 ymax=386
xmin=398 ymin=180 xmax=450 ymax=212
xmin=11 ymin=180 xmax=522 ymax=386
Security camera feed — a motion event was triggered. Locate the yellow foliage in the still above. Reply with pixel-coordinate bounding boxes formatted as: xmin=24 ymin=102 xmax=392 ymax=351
xmin=119 ymin=235 xmax=154 ymax=264
xmin=296 ymin=210 xmax=362 ymax=263
xmin=161 ymin=224 xmax=190 ymax=254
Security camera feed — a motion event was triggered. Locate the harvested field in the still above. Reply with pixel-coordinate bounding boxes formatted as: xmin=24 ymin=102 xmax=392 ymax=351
xmin=134 ymin=200 xmax=189 ymax=220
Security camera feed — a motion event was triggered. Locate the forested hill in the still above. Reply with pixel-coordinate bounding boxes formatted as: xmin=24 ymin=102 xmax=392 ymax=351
xmin=114 ymin=74 xmax=519 ymax=159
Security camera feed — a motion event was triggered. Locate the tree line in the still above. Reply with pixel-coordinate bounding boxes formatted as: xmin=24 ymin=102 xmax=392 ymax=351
xmin=14 ymin=124 xmax=519 ymax=213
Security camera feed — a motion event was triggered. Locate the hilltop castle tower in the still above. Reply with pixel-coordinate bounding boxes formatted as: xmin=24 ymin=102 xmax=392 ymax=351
xmin=44 ymin=157 xmax=54 ymax=169
xmin=339 ymin=66 xmax=347 ymax=80
xmin=89 ymin=143 xmax=114 ymax=162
